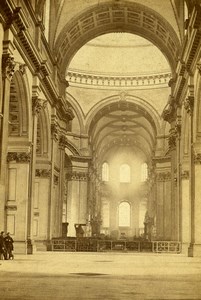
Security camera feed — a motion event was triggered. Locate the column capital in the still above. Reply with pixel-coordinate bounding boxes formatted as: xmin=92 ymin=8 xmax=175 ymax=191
xmin=67 ymin=171 xmax=88 ymax=181
xmin=35 ymin=169 xmax=51 ymax=178
xmin=2 ymin=54 xmax=15 ymax=80
xmin=156 ymin=171 xmax=171 ymax=182
xmin=7 ymin=152 xmax=31 ymax=163
xmin=194 ymin=153 xmax=201 ymax=164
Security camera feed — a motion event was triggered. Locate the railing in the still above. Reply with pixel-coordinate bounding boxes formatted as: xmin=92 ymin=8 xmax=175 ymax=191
xmin=152 ymin=241 xmax=181 ymax=253
xmin=50 ymin=239 xmax=153 ymax=252
xmin=50 ymin=239 xmax=181 ymax=253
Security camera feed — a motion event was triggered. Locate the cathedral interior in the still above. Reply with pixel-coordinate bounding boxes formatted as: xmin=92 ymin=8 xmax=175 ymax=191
xmin=0 ymin=0 xmax=201 ymax=257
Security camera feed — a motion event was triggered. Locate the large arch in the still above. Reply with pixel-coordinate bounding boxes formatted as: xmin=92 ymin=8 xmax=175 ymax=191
xmin=85 ymin=94 xmax=161 ymax=136
xmin=8 ymin=70 xmax=30 ymax=139
xmin=55 ymin=1 xmax=180 ymax=76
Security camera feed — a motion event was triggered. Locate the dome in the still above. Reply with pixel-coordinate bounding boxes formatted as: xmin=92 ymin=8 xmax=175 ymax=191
xmin=68 ymin=33 xmax=170 ymax=76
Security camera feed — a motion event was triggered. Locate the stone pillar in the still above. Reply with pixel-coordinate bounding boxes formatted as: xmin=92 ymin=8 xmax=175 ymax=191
xmin=67 ymin=159 xmax=89 ymax=237
xmin=27 ymin=95 xmax=46 ymax=253
xmin=0 ymin=30 xmax=15 ymax=230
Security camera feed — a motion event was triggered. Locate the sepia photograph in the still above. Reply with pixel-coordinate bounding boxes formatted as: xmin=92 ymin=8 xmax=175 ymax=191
xmin=0 ymin=0 xmax=201 ymax=299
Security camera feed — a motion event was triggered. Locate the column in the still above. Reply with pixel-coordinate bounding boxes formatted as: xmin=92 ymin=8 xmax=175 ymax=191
xmin=0 ymin=29 xmax=15 ymax=229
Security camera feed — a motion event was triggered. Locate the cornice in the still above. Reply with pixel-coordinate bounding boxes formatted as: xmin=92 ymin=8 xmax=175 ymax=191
xmin=67 ymin=70 xmax=171 ymax=89
xmin=173 ymin=5 xmax=201 ymax=105
xmin=1 ymin=0 xmax=74 ymax=123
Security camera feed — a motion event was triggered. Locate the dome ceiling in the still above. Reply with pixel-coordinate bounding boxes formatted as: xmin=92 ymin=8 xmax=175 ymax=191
xmin=68 ymin=33 xmax=170 ymax=76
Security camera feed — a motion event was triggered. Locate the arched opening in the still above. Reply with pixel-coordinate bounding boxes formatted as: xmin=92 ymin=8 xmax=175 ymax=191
xmin=8 ymin=71 xmax=29 ymax=137
xmin=119 ymin=201 xmax=131 ymax=227
xmin=120 ymin=164 xmax=130 ymax=183
xmin=102 ymin=162 xmax=109 ymax=182
xmin=57 ymin=1 xmax=178 ymax=243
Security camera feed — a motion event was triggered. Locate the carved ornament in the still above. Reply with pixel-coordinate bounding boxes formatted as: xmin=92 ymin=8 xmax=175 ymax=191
xmin=51 ymin=123 xmax=58 ymax=141
xmin=168 ymin=128 xmax=177 ymax=151
xmin=35 ymin=169 xmax=51 ymax=178
xmin=162 ymin=96 xmax=176 ymax=123
xmin=5 ymin=205 xmax=17 ymax=211
xmin=181 ymin=170 xmax=189 ymax=179
xmin=156 ymin=172 xmax=171 ymax=182
xmin=19 ymin=64 xmax=26 ymax=75
xmin=59 ymin=135 xmax=67 ymax=149
xmin=7 ymin=152 xmax=31 ymax=163
xmin=184 ymin=96 xmax=194 ymax=115
xmin=2 ymin=54 xmax=15 ymax=79
xmin=66 ymin=171 xmax=88 ymax=181
xmin=194 ymin=153 xmax=201 ymax=164
xmin=32 ymin=97 xmax=47 ymax=115
xmin=54 ymin=175 xmax=59 ymax=185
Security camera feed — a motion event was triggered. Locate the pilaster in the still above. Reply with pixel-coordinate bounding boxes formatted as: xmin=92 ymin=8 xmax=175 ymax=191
xmin=27 ymin=91 xmax=46 ymax=254
xmin=66 ymin=157 xmax=89 ymax=237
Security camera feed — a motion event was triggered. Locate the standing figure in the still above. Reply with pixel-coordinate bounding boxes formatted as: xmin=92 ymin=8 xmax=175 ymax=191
xmin=4 ymin=232 xmax=14 ymax=260
xmin=0 ymin=231 xmax=7 ymax=260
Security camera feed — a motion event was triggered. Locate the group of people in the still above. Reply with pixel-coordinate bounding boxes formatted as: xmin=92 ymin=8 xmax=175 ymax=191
xmin=0 ymin=231 xmax=14 ymax=260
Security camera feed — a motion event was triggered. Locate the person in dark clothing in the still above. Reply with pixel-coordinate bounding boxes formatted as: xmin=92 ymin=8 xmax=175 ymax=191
xmin=0 ymin=231 xmax=7 ymax=260
xmin=4 ymin=232 xmax=14 ymax=260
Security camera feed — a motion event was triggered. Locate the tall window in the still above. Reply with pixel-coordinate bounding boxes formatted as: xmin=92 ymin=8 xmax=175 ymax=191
xmin=119 ymin=202 xmax=130 ymax=227
xmin=120 ymin=164 xmax=130 ymax=182
xmin=141 ymin=163 xmax=148 ymax=182
xmin=102 ymin=162 xmax=109 ymax=181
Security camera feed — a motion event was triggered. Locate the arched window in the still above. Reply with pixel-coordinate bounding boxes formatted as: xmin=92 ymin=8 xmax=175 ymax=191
xmin=102 ymin=162 xmax=109 ymax=181
xmin=119 ymin=201 xmax=130 ymax=227
xmin=120 ymin=164 xmax=130 ymax=182
xmin=141 ymin=163 xmax=148 ymax=182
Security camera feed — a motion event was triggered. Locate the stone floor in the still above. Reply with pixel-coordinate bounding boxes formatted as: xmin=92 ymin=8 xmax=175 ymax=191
xmin=0 ymin=252 xmax=201 ymax=299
